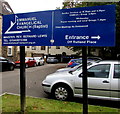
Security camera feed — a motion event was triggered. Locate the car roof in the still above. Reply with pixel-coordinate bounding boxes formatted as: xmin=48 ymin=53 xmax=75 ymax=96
xmin=0 ymin=57 xmax=6 ymax=59
xmin=91 ymin=60 xmax=120 ymax=65
xmin=25 ymin=57 xmax=32 ymax=58
xmin=70 ymin=58 xmax=82 ymax=61
xmin=84 ymin=60 xmax=119 ymax=70
xmin=48 ymin=57 xmax=56 ymax=58
xmin=70 ymin=57 xmax=101 ymax=61
xmin=34 ymin=57 xmax=42 ymax=58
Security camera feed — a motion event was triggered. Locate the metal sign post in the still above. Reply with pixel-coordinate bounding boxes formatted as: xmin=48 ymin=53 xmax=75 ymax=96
xmin=82 ymin=47 xmax=88 ymax=114
xmin=20 ymin=46 xmax=26 ymax=112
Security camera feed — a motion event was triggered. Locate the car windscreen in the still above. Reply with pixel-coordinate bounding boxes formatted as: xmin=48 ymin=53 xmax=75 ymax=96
xmin=74 ymin=59 xmax=82 ymax=63
xmin=25 ymin=58 xmax=30 ymax=61
xmin=69 ymin=62 xmax=93 ymax=74
xmin=34 ymin=58 xmax=39 ymax=60
xmin=48 ymin=57 xmax=56 ymax=59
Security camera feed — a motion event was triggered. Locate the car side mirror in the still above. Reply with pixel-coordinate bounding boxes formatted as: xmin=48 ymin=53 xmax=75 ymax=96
xmin=87 ymin=72 xmax=94 ymax=77
xmin=79 ymin=73 xmax=83 ymax=77
xmin=79 ymin=72 xmax=94 ymax=78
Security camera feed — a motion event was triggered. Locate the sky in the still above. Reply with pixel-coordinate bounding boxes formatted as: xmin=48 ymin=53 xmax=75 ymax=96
xmin=6 ymin=0 xmax=64 ymax=13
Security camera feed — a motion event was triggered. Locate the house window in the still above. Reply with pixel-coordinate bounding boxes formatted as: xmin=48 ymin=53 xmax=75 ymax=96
xmin=41 ymin=46 xmax=46 ymax=50
xmin=31 ymin=46 xmax=36 ymax=50
xmin=7 ymin=46 xmax=12 ymax=56
xmin=56 ymin=46 xmax=60 ymax=49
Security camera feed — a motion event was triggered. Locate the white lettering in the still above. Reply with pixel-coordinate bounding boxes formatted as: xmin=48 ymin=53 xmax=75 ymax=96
xmin=65 ymin=35 xmax=89 ymax=40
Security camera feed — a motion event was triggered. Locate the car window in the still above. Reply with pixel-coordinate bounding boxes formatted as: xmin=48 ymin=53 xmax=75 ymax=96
xmin=87 ymin=64 xmax=110 ymax=78
xmin=29 ymin=58 xmax=33 ymax=60
xmin=40 ymin=58 xmax=43 ymax=60
xmin=26 ymin=58 xmax=32 ymax=61
xmin=48 ymin=57 xmax=54 ymax=59
xmin=114 ymin=64 xmax=120 ymax=78
xmin=73 ymin=59 xmax=82 ymax=63
xmin=25 ymin=58 xmax=28 ymax=61
xmin=34 ymin=58 xmax=39 ymax=60
xmin=77 ymin=60 xmax=82 ymax=63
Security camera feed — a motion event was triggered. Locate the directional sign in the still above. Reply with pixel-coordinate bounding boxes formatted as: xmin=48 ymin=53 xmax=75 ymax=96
xmin=2 ymin=5 xmax=116 ymax=46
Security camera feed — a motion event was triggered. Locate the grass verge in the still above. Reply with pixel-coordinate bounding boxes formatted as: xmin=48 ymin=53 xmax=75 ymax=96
xmin=1 ymin=94 xmax=120 ymax=113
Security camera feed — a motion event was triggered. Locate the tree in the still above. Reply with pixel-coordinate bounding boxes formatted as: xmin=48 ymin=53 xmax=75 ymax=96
xmin=86 ymin=2 xmax=120 ymax=59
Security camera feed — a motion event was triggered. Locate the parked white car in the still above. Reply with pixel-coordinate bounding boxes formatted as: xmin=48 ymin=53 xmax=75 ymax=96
xmin=42 ymin=61 xmax=120 ymax=101
xmin=33 ymin=57 xmax=44 ymax=66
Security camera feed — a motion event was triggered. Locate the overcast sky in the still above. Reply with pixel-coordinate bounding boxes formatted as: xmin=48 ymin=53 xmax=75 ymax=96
xmin=6 ymin=0 xmax=63 ymax=13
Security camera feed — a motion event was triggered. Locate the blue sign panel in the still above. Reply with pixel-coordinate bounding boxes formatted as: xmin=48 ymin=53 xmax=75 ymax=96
xmin=2 ymin=5 xmax=116 ymax=46
xmin=2 ymin=11 xmax=53 ymax=46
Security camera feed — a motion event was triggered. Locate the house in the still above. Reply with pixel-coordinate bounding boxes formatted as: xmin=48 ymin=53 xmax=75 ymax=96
xmin=0 ymin=0 xmax=18 ymax=62
xmin=17 ymin=46 xmax=76 ymax=61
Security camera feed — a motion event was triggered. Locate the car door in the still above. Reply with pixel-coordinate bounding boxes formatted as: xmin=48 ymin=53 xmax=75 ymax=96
xmin=27 ymin=58 xmax=32 ymax=66
xmin=87 ymin=64 xmax=111 ymax=98
xmin=74 ymin=64 xmax=111 ymax=98
xmin=2 ymin=59 xmax=9 ymax=70
xmin=40 ymin=57 xmax=44 ymax=65
xmin=29 ymin=58 xmax=34 ymax=66
xmin=110 ymin=63 xmax=120 ymax=100
xmin=74 ymin=69 xmax=83 ymax=95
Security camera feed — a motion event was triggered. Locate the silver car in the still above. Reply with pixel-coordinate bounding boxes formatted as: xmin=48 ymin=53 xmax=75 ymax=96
xmin=47 ymin=57 xmax=58 ymax=63
xmin=42 ymin=61 xmax=120 ymax=101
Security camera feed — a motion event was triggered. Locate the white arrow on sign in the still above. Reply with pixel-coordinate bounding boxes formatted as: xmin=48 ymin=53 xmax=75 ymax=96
xmin=91 ymin=35 xmax=101 ymax=40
